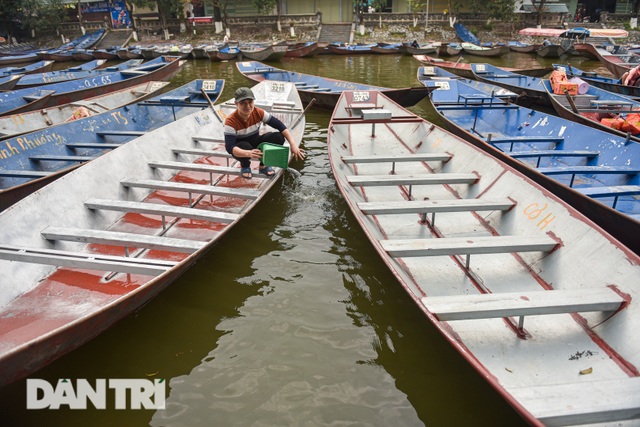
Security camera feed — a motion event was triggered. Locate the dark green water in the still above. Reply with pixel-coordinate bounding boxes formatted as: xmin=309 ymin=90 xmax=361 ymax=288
xmin=1 ymin=52 xmax=607 ymax=426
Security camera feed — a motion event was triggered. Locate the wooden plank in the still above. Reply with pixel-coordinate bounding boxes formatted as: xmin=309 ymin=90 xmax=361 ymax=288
xmin=0 ymin=244 xmax=175 ymax=276
xmin=539 ymin=165 xmax=640 ymax=175
xmin=66 ymin=143 xmax=122 ymax=149
xmin=342 ymin=153 xmax=452 ymax=164
xmin=358 ymin=198 xmax=514 ymax=215
xmin=0 ymin=170 xmax=52 ymax=178
xmin=421 ymin=288 xmax=623 ymax=321
xmin=84 ymin=198 xmax=239 ymax=223
xmin=577 ymin=185 xmax=640 ymax=198
xmin=510 ymin=378 xmax=640 ymax=426
xmin=41 ymin=226 xmax=206 ymax=253
xmin=96 ymin=130 xmax=147 ymax=137
xmin=489 ymin=136 xmax=565 ymax=144
xmin=347 ymin=173 xmax=478 ymax=187
xmin=29 ymin=155 xmax=96 ymax=162
xmin=508 ymin=150 xmax=600 ymax=159
xmin=191 ymin=135 xmax=224 ymax=143
xmin=148 ymin=160 xmax=270 ymax=179
xmin=381 ymin=235 xmax=557 ymax=257
xmin=121 ymin=179 xmax=260 ymax=199
xmin=172 ymin=148 xmax=232 ymax=158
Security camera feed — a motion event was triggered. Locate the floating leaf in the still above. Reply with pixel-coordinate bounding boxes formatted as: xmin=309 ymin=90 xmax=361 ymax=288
xmin=579 ymin=367 xmax=593 ymax=375
xmin=505 ymin=367 xmax=513 ymax=373
xmin=146 ymin=371 xmax=158 ymax=377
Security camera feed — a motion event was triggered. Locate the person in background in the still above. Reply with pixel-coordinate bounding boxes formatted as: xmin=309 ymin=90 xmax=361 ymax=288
xmin=542 ymin=39 xmax=551 ymax=47
xmin=224 ymin=87 xmax=305 ymax=179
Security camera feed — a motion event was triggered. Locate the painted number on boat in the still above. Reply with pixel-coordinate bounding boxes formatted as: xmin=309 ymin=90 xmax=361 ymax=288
xmin=83 ymin=76 xmax=112 ymax=87
xmin=524 ymin=202 xmax=556 ymax=230
xmin=353 ymin=92 xmax=370 ymax=102
xmin=270 ymin=82 xmax=286 ymax=92
xmin=201 ymin=80 xmax=217 ymax=91
xmin=434 ymin=81 xmax=450 ymax=90
xmin=475 ymin=64 xmax=487 ymax=72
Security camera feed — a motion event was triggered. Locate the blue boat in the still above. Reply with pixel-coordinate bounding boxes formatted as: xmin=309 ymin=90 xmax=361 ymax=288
xmin=0 ymin=79 xmax=224 ymax=209
xmin=542 ymin=76 xmax=640 ymax=143
xmin=553 ymin=63 xmax=640 ymax=98
xmin=454 ymin=22 xmax=480 ymax=44
xmin=469 ymin=63 xmax=551 ymax=107
xmin=417 ymin=65 xmax=519 ymax=100
xmin=0 ymin=53 xmax=40 ymax=66
xmin=0 ymin=60 xmax=54 ymax=77
xmin=423 ymin=75 xmax=640 ymax=253
xmin=236 ymin=60 xmax=431 ymax=109
xmin=0 ymin=56 xmax=182 ymax=117
xmin=37 ymin=29 xmax=106 ymax=60
xmin=0 ymin=75 xmax=22 ymax=91
xmin=15 ymin=59 xmax=143 ymax=88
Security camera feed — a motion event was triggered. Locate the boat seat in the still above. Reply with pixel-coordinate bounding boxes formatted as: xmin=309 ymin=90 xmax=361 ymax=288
xmin=0 ymin=170 xmax=52 ymax=178
xmin=312 ymin=88 xmax=331 ymax=92
xmin=342 ymin=153 xmax=452 ymax=164
xmin=381 ymin=235 xmax=557 ymax=268
xmin=347 ymin=173 xmax=479 ymax=187
xmin=120 ymin=69 xmax=149 ymax=76
xmin=66 ymin=143 xmax=122 ymax=149
xmin=0 ymin=243 xmax=175 ymax=276
xmin=96 ymin=130 xmax=147 ymax=137
xmin=157 ymin=95 xmax=191 ymax=104
xmin=590 ymin=99 xmax=635 ymax=107
xmin=421 ymin=287 xmax=623 ymax=331
xmin=508 ymin=149 xmax=600 ymax=167
xmin=84 ymin=198 xmax=239 ymax=226
xmin=436 ymin=104 xmax=520 ymax=111
xmin=192 ymin=135 xmax=224 ymax=144
xmin=358 ymin=198 xmax=515 ymax=225
xmin=148 ymin=160 xmax=270 ymax=180
xmin=510 ymin=377 xmax=640 ymax=426
xmin=172 ymin=148 xmax=232 ymax=158
xmin=539 ymin=165 xmax=640 ymax=186
xmin=300 ymin=84 xmax=319 ymax=89
xmin=41 ymin=226 xmax=205 ymax=254
xmin=29 ymin=155 xmax=96 ymax=162
xmin=576 ymin=185 xmax=640 ymax=208
xmin=121 ymin=179 xmax=260 ymax=200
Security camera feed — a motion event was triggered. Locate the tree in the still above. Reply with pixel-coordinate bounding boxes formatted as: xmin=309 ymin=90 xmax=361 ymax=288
xmin=253 ymin=0 xmax=277 ymax=15
xmin=531 ymin=0 xmax=548 ymax=26
xmin=0 ymin=0 xmax=66 ymax=39
xmin=407 ymin=0 xmax=426 ymax=27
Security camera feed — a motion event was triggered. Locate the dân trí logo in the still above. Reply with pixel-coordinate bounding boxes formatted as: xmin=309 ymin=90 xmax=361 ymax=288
xmin=27 ymin=378 xmax=166 ymax=410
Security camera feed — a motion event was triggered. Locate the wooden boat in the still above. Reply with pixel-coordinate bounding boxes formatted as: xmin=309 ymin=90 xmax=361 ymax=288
xmin=508 ymin=41 xmax=541 ymax=53
xmin=0 ymin=79 xmax=221 ymax=210
xmin=460 ymin=42 xmax=509 ymax=57
xmin=536 ymin=44 xmax=567 ymax=58
xmin=577 ymin=43 xmax=640 ymax=78
xmin=207 ymin=45 xmax=240 ymax=61
xmin=371 ymin=43 xmax=401 ymax=54
xmin=236 ymin=60 xmax=431 ymax=110
xmin=454 ymin=22 xmax=480 ymax=44
xmin=13 ymin=59 xmax=124 ymax=88
xmin=284 ymin=42 xmax=327 ymax=58
xmin=0 ymin=80 xmax=170 ymax=141
xmin=398 ymin=42 xmax=437 ymax=55
xmin=116 ymin=47 xmax=143 ymax=60
xmin=328 ymin=88 xmax=640 ymax=427
xmin=469 ymin=63 xmax=550 ymax=107
xmin=554 ymin=63 xmax=640 ymax=98
xmin=423 ymin=76 xmax=640 ymax=253
xmin=413 ymin=55 xmax=553 ymax=79
xmin=0 ymin=60 xmax=54 ymax=77
xmin=327 ymin=43 xmax=377 ymax=55
xmin=417 ymin=65 xmax=519 ymax=100
xmin=71 ymin=49 xmax=95 ymax=61
xmin=0 ymin=80 xmax=306 ymax=387
xmin=190 ymin=44 xmax=214 ymax=59
xmin=35 ymin=30 xmax=106 ymax=61
xmin=0 ymin=53 xmax=39 ymax=66
xmin=0 ymin=56 xmax=183 ymax=117
xmin=435 ymin=42 xmax=462 ymax=56
xmin=239 ymin=45 xmax=287 ymax=61
xmin=0 ymin=75 xmax=22 ymax=90
xmin=543 ymin=78 xmax=640 ymax=143
xmin=92 ymin=48 xmax=119 ymax=60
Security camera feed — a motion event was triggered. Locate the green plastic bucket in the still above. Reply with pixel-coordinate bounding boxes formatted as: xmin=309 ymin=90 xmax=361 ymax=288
xmin=258 ymin=143 xmax=289 ymax=169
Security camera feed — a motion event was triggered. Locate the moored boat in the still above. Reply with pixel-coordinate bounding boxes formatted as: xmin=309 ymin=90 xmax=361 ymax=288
xmin=422 ymin=75 xmax=640 ymax=253
xmin=435 ymin=42 xmax=462 ymax=56
xmin=454 ymin=22 xmax=480 ymax=44
xmin=0 ymin=56 xmax=183 ymax=117
xmin=207 ymin=45 xmax=240 ymax=61
xmin=236 ymin=60 xmax=431 ymax=110
xmin=13 ymin=59 xmax=125 ymax=88
xmin=239 ymin=45 xmax=288 ymax=61
xmin=327 ymin=43 xmax=377 ymax=55
xmin=470 ymin=63 xmax=550 ymax=107
xmin=398 ymin=42 xmax=437 ymax=55
xmin=0 ymin=60 xmax=54 ymax=77
xmin=554 ymin=63 xmax=640 ymax=98
xmin=371 ymin=43 xmax=401 ymax=54
xmin=460 ymin=42 xmax=509 ymax=57
xmin=413 ymin=55 xmax=553 ymax=79
xmin=508 ymin=41 xmax=541 ymax=53
xmin=284 ymin=42 xmax=327 ymax=58
xmin=0 ymin=79 xmax=306 ymax=387
xmin=328 ymin=88 xmax=639 ymax=427
xmin=0 ymin=75 xmax=22 ymax=91
xmin=536 ymin=44 xmax=567 ymax=58
xmin=576 ymin=43 xmax=640 ymax=78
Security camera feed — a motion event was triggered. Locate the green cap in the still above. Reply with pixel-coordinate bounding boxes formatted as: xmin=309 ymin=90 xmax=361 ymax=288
xmin=234 ymin=87 xmax=255 ymax=102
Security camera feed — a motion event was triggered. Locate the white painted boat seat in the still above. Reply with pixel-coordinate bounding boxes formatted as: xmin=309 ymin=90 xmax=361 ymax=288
xmin=29 ymin=155 xmax=96 ymax=162
xmin=157 ymin=95 xmax=191 ymax=103
xmin=84 ymin=198 xmax=239 ymax=225
xmin=41 ymin=226 xmax=205 ymax=254
xmin=359 ymin=198 xmax=515 ymax=216
xmin=192 ymin=135 xmax=224 ymax=144
xmin=119 ymin=69 xmax=149 ymax=76
xmin=590 ymin=99 xmax=634 ymax=106
xmin=172 ymin=148 xmax=232 ymax=158
xmin=0 ymin=244 xmax=175 ymax=276
xmin=148 ymin=160 xmax=270 ymax=180
xmin=347 ymin=173 xmax=478 ymax=187
xmin=0 ymin=170 xmax=52 ymax=178
xmin=342 ymin=153 xmax=452 ymax=164
xmin=421 ymin=288 xmax=623 ymax=322
xmin=381 ymin=235 xmax=557 ymax=268
xmin=510 ymin=377 xmax=640 ymax=426
xmin=66 ymin=143 xmax=122 ymax=149
xmin=121 ymin=179 xmax=260 ymax=200
xmin=96 ymin=130 xmax=147 ymax=137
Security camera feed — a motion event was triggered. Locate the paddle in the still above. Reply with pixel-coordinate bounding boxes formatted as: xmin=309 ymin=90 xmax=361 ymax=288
xmin=201 ymin=87 xmax=223 ymax=122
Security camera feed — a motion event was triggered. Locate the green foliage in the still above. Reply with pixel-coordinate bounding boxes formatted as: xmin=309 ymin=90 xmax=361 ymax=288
xmin=252 ymin=0 xmax=277 ymax=14
xmin=407 ymin=0 xmax=426 ymax=13
xmin=370 ymin=0 xmax=386 ymax=12
xmin=486 ymin=0 xmax=516 ymax=21
xmin=0 ymin=0 xmax=67 ymax=36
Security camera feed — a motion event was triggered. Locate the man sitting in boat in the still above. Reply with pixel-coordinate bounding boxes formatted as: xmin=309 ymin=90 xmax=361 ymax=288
xmin=224 ymin=87 xmax=305 ymax=179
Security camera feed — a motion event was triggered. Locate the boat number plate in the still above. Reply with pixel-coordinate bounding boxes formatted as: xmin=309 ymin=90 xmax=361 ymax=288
xmin=202 ymin=80 xmax=217 ymax=91
xmin=353 ymin=91 xmax=370 ymax=102
xmin=475 ymin=64 xmax=486 ymax=72
xmin=434 ymin=81 xmax=450 ymax=90
xmin=423 ymin=66 xmax=435 ymax=74
xmin=270 ymin=82 xmax=286 ymax=92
